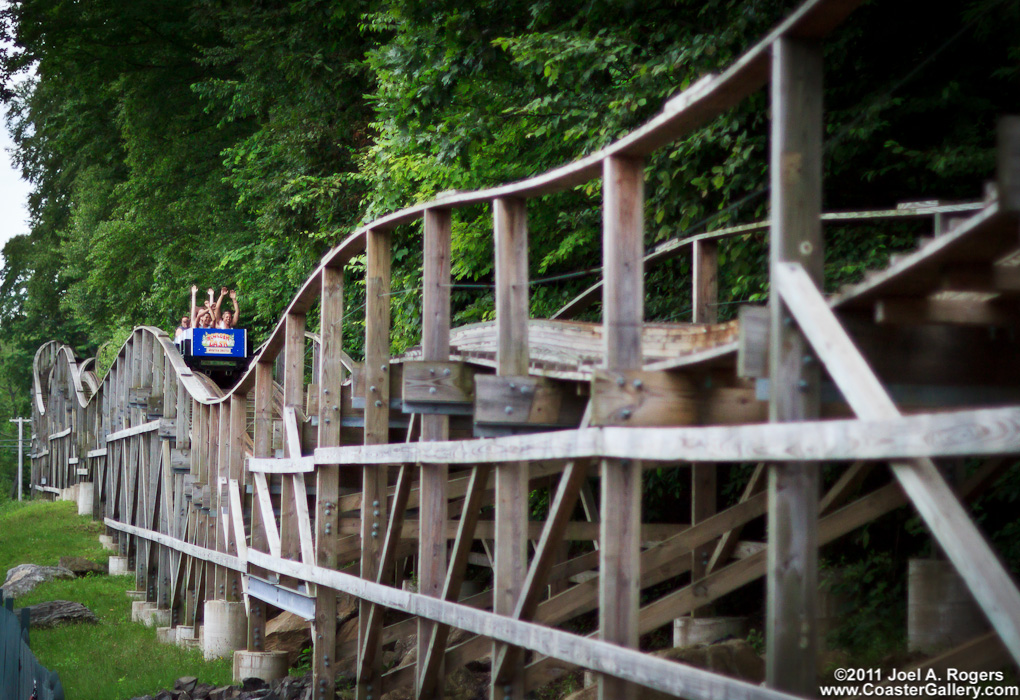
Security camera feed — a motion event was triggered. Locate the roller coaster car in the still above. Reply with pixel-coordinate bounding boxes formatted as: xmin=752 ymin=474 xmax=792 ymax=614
xmin=176 ymin=328 xmax=251 ymax=384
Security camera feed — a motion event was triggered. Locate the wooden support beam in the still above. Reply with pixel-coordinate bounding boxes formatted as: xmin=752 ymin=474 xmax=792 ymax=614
xmin=690 ymin=462 xmax=716 ymax=616
xmin=492 ymin=196 xmax=530 ymax=700
xmin=249 ymin=361 xmax=274 ymax=652
xmin=599 ymin=153 xmax=644 ymax=700
xmin=280 ymin=315 xmax=306 ymax=565
xmin=358 ymin=228 xmax=392 ymax=700
xmin=766 ymin=36 xmax=823 ymax=694
xmin=776 ymin=261 xmax=1020 ymax=667
xmin=417 ymin=207 xmax=452 ymax=698
xmin=315 ymin=265 xmax=344 ymax=700
xmin=692 ymin=238 xmax=719 ymax=324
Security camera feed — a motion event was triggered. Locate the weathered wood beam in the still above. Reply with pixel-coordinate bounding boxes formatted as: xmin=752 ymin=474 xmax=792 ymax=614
xmin=766 ymin=35 xmax=823 ymax=695
xmin=599 ymin=153 xmax=645 ymax=700
xmin=776 ymin=261 xmax=1020 ymax=666
xmin=417 ymin=207 xmax=452 ymax=698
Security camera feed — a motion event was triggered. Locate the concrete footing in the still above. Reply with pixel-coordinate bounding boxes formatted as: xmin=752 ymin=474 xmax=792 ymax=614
xmin=203 ymin=601 xmax=247 ymax=660
xmin=175 ymin=625 xmax=201 ymax=649
xmin=99 ymin=535 xmax=115 ymax=551
xmin=76 ymin=483 xmax=93 ymax=515
xmin=156 ymin=626 xmax=176 ymax=645
xmin=145 ymin=608 xmax=171 ymax=628
xmin=232 ymin=650 xmax=289 ymax=683
xmin=125 ymin=590 xmax=146 ymax=601
xmin=908 ymin=558 xmax=988 ymax=653
xmin=673 ymin=616 xmax=750 ymax=647
xmin=109 ymin=556 xmax=131 ymax=575
xmin=131 ymin=601 xmax=155 ymax=623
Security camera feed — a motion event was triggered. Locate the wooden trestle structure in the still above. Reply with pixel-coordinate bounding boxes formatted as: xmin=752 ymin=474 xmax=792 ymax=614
xmin=26 ymin=0 xmax=1020 ymax=697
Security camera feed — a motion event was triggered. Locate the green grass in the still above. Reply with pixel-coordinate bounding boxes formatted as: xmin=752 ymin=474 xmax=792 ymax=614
xmin=2 ymin=499 xmax=233 ymax=699
xmin=0 ymin=499 xmax=110 ymax=574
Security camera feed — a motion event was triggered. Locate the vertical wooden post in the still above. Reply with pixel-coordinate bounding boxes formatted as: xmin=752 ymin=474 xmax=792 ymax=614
xmin=691 ymin=239 xmax=718 ymax=324
xmin=227 ymin=394 xmax=245 ymax=602
xmin=690 ymin=464 xmax=716 ymax=617
xmin=690 ymin=236 xmax=717 ymax=612
xmin=491 ymin=197 xmax=530 ymax=700
xmin=315 ymin=265 xmax=345 ymax=700
xmin=281 ymin=314 xmax=306 ymax=563
xmin=248 ymin=361 xmax=274 ymax=651
xmin=599 ymin=155 xmax=644 ymax=700
xmin=417 ymin=208 xmax=451 ymax=698
xmin=358 ymin=229 xmax=392 ymax=700
xmin=767 ymin=36 xmax=823 ymax=694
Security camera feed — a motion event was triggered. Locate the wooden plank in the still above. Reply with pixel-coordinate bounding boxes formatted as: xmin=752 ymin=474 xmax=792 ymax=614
xmin=106 ymin=420 xmax=160 ymax=442
xmin=291 ymin=473 xmax=315 ymax=565
xmin=766 ymin=36 xmax=823 ymax=694
xmin=776 ymin=261 xmax=1020 ymax=667
xmin=104 ymin=518 xmax=245 ymax=572
xmin=314 ymin=404 xmax=1020 ymax=466
xmin=228 ymin=479 xmax=247 ymax=561
xmin=247 ymin=456 xmax=315 ymax=473
xmin=315 ymin=264 xmax=344 ymax=700
xmin=492 ymin=196 xmax=530 ymax=699
xmin=599 ymin=153 xmax=645 ymax=700
xmin=282 ymin=406 xmax=303 ymax=459
xmin=357 ymin=228 xmax=391 ymax=700
xmin=418 ymin=207 xmax=453 ymax=696
xmin=692 ymin=239 xmax=719 ymax=323
xmin=474 ymin=375 xmax=586 ymax=428
xmin=590 ymin=370 xmax=698 ymax=427
xmin=402 ymin=361 xmax=475 ymax=405
xmin=253 ymin=472 xmax=281 ymax=558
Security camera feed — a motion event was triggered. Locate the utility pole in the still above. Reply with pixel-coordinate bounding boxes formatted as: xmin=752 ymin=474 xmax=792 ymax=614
xmin=9 ymin=418 xmax=29 ymax=501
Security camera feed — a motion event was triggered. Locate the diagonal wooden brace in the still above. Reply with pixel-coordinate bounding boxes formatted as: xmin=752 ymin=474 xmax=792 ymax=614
xmin=775 ymin=261 xmax=1020 ymax=664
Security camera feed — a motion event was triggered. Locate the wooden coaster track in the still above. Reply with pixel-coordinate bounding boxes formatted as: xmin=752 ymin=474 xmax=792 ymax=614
xmin=27 ymin=0 xmax=1020 ymax=697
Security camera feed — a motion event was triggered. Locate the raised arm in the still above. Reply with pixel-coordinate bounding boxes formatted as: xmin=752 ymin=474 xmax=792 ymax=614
xmin=190 ymin=284 xmax=199 ymax=327
xmin=229 ymin=289 xmax=240 ymax=328
xmin=213 ymin=286 xmax=228 ymax=324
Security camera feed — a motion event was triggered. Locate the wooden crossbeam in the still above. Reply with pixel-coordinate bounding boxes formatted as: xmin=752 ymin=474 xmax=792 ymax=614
xmin=776 ymin=261 xmax=1020 ymax=665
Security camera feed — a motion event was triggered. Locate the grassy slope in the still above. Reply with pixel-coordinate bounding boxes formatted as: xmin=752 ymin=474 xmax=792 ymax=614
xmin=1 ymin=499 xmax=232 ymax=699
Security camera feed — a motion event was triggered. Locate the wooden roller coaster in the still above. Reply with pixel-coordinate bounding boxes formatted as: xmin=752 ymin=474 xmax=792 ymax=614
xmin=27 ymin=0 xmax=1020 ymax=697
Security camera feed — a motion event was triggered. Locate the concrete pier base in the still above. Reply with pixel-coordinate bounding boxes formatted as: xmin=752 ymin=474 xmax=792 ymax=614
xmin=131 ymin=601 xmax=155 ymax=623
xmin=109 ymin=556 xmax=131 ymax=575
xmin=203 ymin=601 xmax=247 ymax=660
xmin=908 ymin=558 xmax=988 ymax=653
xmin=76 ymin=483 xmax=93 ymax=515
xmin=175 ymin=625 xmax=199 ymax=649
xmin=232 ymin=650 xmax=289 ymax=683
xmin=144 ymin=608 xmax=171 ymax=628
xmin=99 ymin=535 xmax=115 ymax=551
xmin=156 ymin=626 xmax=176 ymax=645
xmin=125 ymin=590 xmax=146 ymax=601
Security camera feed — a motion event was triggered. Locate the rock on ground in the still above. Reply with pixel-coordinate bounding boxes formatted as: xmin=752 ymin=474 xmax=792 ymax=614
xmin=58 ymin=555 xmax=107 ymax=577
xmin=264 ymin=611 xmax=311 ymax=665
xmin=1 ymin=564 xmax=75 ymax=598
xmin=17 ymin=600 xmax=98 ymax=628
